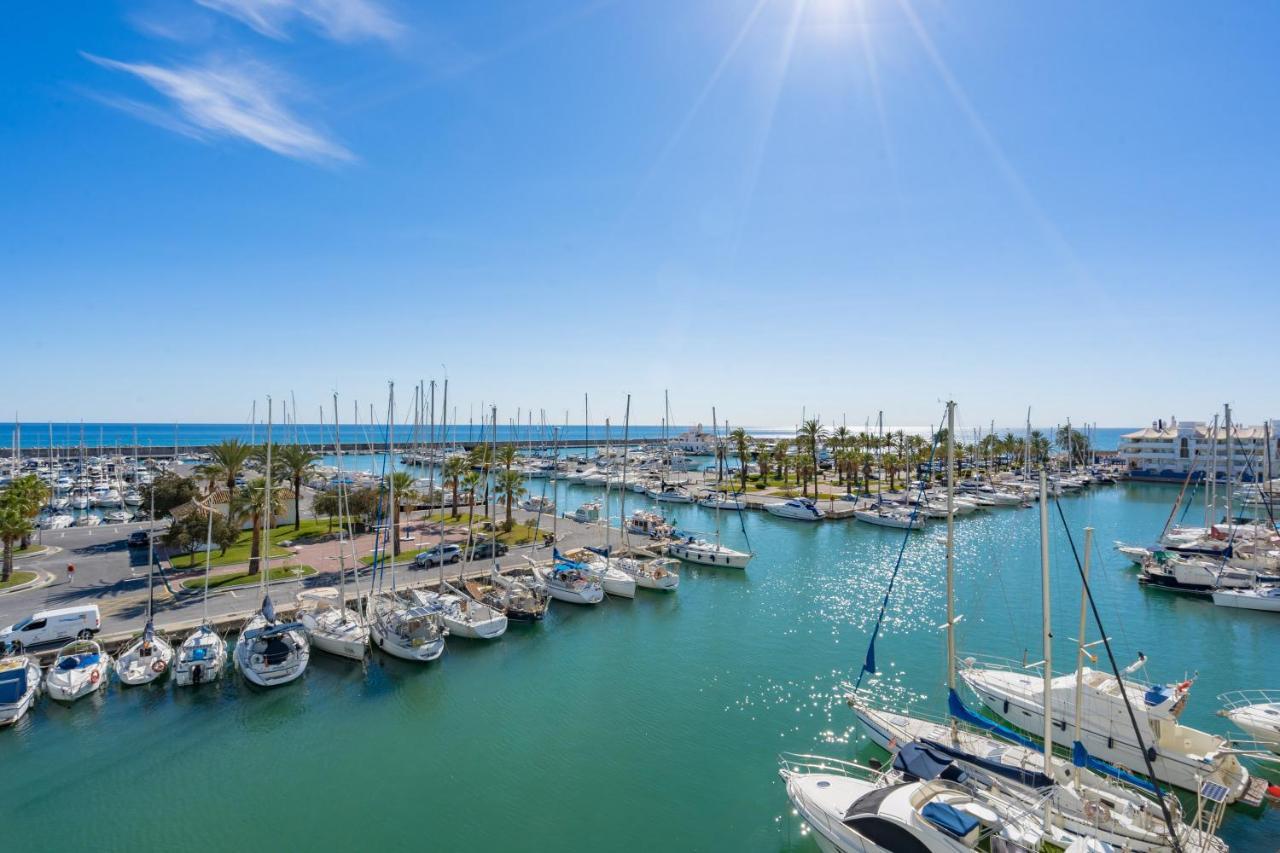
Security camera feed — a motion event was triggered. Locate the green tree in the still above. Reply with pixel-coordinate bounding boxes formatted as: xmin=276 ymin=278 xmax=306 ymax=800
xmin=753 ymin=439 xmax=771 ymax=485
xmin=231 ymin=478 xmax=285 ymax=575
xmin=142 ymin=472 xmax=199 ymax=519
xmin=773 ymin=439 xmax=792 ymax=486
xmin=797 ymin=419 xmax=827 ymax=498
xmin=312 ymin=490 xmax=341 ymax=532
xmin=274 ymin=445 xmax=319 ymax=531
xmin=0 ymin=494 xmax=34 ymax=582
xmin=729 ymin=427 xmax=750 ymax=493
xmin=385 ymin=471 xmax=419 ymax=557
xmin=495 ymin=468 xmax=526 ymax=531
xmin=5 ymin=476 xmax=48 ymax=549
xmin=200 ymin=439 xmax=256 ymax=497
xmin=443 ymin=456 xmax=468 ymax=518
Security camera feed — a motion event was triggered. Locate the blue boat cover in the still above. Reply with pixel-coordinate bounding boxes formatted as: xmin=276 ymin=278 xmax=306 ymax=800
xmin=921 ymin=802 xmax=978 ymax=839
xmin=0 ymin=668 xmax=29 ymax=702
xmin=893 ymin=742 xmax=968 ymax=784
xmin=58 ymin=653 xmax=100 ymax=670
xmin=191 ymin=647 xmax=208 ymax=661
xmin=1143 ymin=685 xmax=1173 ymax=706
xmin=1072 ymin=740 xmax=1158 ymax=796
xmin=947 ymin=689 xmax=1042 ymax=753
xmin=586 ymin=546 xmax=611 ymax=557
xmin=552 ymin=550 xmax=587 ymax=572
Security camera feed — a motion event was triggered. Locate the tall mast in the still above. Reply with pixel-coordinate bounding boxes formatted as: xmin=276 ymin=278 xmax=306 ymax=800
xmin=332 ymin=393 xmax=348 ymax=610
xmin=945 ymin=401 xmax=956 ymax=693
xmin=1224 ymin=403 xmax=1233 ymax=521
xmin=262 ymin=396 xmax=274 ymax=606
xmin=1073 ymin=527 xmax=1094 ymax=751
xmin=712 ymin=407 xmax=721 ymax=550
xmin=621 ymin=397 xmax=631 ymax=549
xmin=387 ymin=382 xmax=396 ymax=591
xmin=1038 ymin=468 xmax=1054 ymax=831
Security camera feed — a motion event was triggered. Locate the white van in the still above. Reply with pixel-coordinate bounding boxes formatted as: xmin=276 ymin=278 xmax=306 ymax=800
xmin=0 ymin=605 xmax=101 ymax=648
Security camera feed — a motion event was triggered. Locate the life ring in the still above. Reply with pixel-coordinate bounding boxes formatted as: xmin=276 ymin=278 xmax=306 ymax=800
xmin=251 ymin=653 xmax=264 ymax=667
xmin=151 ymin=660 xmax=167 ymax=673
xmin=89 ymin=669 xmax=100 ymax=684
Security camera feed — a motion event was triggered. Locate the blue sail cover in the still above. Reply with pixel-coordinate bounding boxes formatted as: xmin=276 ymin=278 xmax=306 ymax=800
xmin=921 ymin=738 xmax=1053 ymax=790
xmin=1072 ymin=740 xmax=1159 ymax=796
xmin=947 ymin=689 xmax=1043 ymax=753
xmin=586 ymin=546 xmax=611 ymax=557
xmin=552 ymin=549 xmax=587 ymax=572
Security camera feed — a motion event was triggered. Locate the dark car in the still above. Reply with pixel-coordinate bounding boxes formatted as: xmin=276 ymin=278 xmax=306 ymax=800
xmin=126 ymin=530 xmax=150 ymax=548
xmin=466 ymin=540 xmax=509 ymax=560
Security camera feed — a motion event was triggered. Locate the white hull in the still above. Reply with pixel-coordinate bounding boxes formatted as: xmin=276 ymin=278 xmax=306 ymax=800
xmin=0 ymin=658 xmax=42 ymax=726
xmin=115 ymin=635 xmax=175 ymax=686
xmin=666 ymin=541 xmax=751 ymax=569
xmin=173 ymin=626 xmax=227 ymax=686
xmin=854 ymin=510 xmax=923 ymax=530
xmin=46 ymin=655 xmax=112 ymax=703
xmin=234 ymin=616 xmax=310 ymax=687
xmin=764 ymin=502 xmax=825 ymax=521
xmin=532 ymin=565 xmax=604 ymax=604
xmin=599 ymin=568 xmax=636 ymax=598
xmin=1212 ymin=588 xmax=1280 ymax=612
xmin=370 ymin=620 xmax=446 ymax=661
xmin=307 ymin=623 xmax=371 ymax=659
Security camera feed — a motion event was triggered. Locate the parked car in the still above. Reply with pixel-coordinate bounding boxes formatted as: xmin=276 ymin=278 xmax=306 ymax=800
xmin=0 ymin=605 xmax=102 ymax=648
xmin=466 ymin=540 xmax=508 ymax=560
xmin=127 ymin=530 xmax=150 ymax=548
xmin=413 ymin=544 xmax=462 ymax=567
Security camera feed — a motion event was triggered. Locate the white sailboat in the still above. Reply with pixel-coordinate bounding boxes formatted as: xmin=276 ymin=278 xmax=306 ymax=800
xmin=116 ymin=490 xmax=174 ymax=686
xmin=296 ymin=395 xmax=369 ymax=661
xmin=368 ymin=383 xmax=447 ymax=662
xmin=175 ymin=494 xmax=228 ymax=687
xmin=233 ymin=398 xmax=311 ymax=687
xmin=414 ymin=581 xmax=508 ymax=640
xmin=532 ymin=554 xmax=604 ymax=605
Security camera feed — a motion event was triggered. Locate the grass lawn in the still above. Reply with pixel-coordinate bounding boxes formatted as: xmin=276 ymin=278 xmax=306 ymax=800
xmin=0 ymin=570 xmax=37 ymax=591
xmin=181 ymin=564 xmax=316 ymax=591
xmin=167 ymin=517 xmax=340 ymax=569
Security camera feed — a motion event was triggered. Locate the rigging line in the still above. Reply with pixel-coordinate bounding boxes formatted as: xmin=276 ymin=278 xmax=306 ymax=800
xmin=1051 ymin=495 xmax=1183 ymax=853
xmin=853 ymin=408 xmax=947 ymax=692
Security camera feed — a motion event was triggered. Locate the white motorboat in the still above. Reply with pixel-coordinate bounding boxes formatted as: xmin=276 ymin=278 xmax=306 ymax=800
xmin=764 ymin=497 xmax=825 ymax=521
xmin=297 ymin=587 xmax=370 ymax=660
xmin=564 ymin=502 xmax=601 ymax=524
xmin=75 ymin=514 xmax=102 ymax=527
xmin=625 ymin=509 xmax=673 ymax=539
xmin=613 ymin=556 xmax=679 ymax=590
xmin=234 ymin=596 xmax=311 ymax=687
xmin=115 ymin=623 xmax=174 ymax=686
xmin=102 ymin=509 xmax=133 ymax=524
xmin=532 ymin=561 xmax=604 ymax=604
xmin=1212 ymin=585 xmax=1280 ymax=612
xmin=518 ymin=495 xmax=555 ymax=515
xmin=69 ymin=493 xmax=90 ymax=510
xmin=0 ymin=653 xmax=42 ymax=726
xmin=1218 ymin=690 xmax=1280 ymax=754
xmin=123 ymin=491 xmax=144 ymax=506
xmin=45 ymin=639 xmax=112 ymax=702
xmin=41 ymin=513 xmax=74 ymax=530
xmin=959 ymin=658 xmax=1254 ymax=801
xmin=666 ymin=535 xmax=751 ymax=569
xmin=778 ymin=751 xmax=1055 ymax=853
xmin=1115 ymin=542 xmax=1152 ymax=564
xmin=174 ymin=625 xmax=227 ymax=687
xmin=413 ymin=583 xmax=508 ymax=640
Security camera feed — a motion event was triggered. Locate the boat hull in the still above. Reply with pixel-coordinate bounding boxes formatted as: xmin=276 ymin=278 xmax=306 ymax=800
xmin=370 ymin=622 xmax=445 ymax=661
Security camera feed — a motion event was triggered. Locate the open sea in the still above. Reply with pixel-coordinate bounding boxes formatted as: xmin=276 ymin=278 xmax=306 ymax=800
xmin=1 ymin=479 xmax=1276 ymax=851
xmin=0 ymin=423 xmax=1135 ymax=452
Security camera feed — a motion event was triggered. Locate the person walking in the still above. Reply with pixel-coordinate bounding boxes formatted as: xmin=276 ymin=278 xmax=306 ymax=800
xmin=66 ymin=563 xmax=75 ymax=585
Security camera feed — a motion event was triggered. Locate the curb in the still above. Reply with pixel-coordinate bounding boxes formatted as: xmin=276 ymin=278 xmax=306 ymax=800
xmin=14 ymin=545 xmax=59 ymax=562
xmin=0 ymin=568 xmax=55 ymax=597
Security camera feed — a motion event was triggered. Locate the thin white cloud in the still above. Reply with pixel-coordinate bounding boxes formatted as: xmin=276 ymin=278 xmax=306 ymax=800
xmin=83 ymin=53 xmax=354 ymax=164
xmin=195 ymin=0 xmax=401 ymax=42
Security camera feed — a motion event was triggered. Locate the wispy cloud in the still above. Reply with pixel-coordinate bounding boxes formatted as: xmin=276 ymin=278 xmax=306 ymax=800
xmin=83 ymin=53 xmax=354 ymax=164
xmin=195 ymin=0 xmax=402 ymax=42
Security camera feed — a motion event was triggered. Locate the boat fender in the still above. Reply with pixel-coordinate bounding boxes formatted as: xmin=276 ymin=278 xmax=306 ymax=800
xmin=1146 ymin=746 xmax=1158 ymax=763
xmin=251 ymin=653 xmax=264 ymax=667
xmin=89 ymin=669 xmax=100 ymax=684
xmin=151 ymin=660 xmax=166 ymax=673
xmin=1267 ymin=784 xmax=1280 ymax=801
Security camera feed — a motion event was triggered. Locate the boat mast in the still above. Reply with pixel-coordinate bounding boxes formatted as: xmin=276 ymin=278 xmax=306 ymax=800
xmin=1224 ymin=403 xmax=1233 ymax=522
xmin=1072 ymin=527 xmax=1094 ymax=752
xmin=945 ymin=401 xmax=956 ymax=696
xmin=332 ymin=393 xmax=349 ymax=612
xmin=387 ymin=382 xmax=396 ymax=591
xmin=603 ymin=417 xmax=612 ymax=563
xmin=262 ymin=397 xmax=273 ymax=609
xmin=146 ymin=473 xmax=156 ymax=628
xmin=1038 ymin=468 xmax=1054 ymax=832
xmin=712 ymin=407 xmax=722 ymax=551
xmin=621 ymin=396 xmax=631 ymax=550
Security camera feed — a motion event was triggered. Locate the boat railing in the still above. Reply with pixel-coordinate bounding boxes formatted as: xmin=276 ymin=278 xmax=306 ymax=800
xmin=777 ymin=751 xmax=885 ymax=782
xmin=1217 ymin=688 xmax=1280 ymax=712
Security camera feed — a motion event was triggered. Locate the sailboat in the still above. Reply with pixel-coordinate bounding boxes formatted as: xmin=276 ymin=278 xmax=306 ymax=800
xmin=368 ymin=383 xmax=447 ymax=662
xmin=665 ymin=411 xmax=751 ymax=571
xmin=848 ymin=405 xmax=1231 ymax=851
xmin=116 ymin=488 xmax=174 ymax=686
xmin=532 ymin=551 xmax=604 ymax=604
xmin=175 ymin=494 xmax=229 ymax=687
xmin=296 ymin=394 xmax=370 ymax=661
xmin=45 ymin=639 xmax=112 ymax=703
xmin=233 ymin=398 xmax=311 ymax=687
xmin=0 ymin=646 xmax=42 ymax=726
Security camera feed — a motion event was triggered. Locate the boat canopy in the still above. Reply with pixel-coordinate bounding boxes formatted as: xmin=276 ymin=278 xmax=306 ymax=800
xmin=892 ymin=742 xmax=971 ymax=785
xmin=947 ymin=689 xmax=1042 ymax=754
xmin=920 ymin=801 xmax=979 ymax=839
xmin=1071 ymin=740 xmax=1158 ymax=796
xmin=0 ymin=667 xmax=30 ymax=702
xmin=58 ymin=653 xmax=100 ymax=670
xmin=917 ymin=737 xmax=1054 ymax=791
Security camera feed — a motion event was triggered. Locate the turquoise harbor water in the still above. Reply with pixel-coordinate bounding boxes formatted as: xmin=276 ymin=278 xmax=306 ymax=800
xmin=3 ymin=481 xmax=1276 ymax=851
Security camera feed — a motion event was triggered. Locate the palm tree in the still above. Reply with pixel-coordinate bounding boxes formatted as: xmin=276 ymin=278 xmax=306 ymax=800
xmin=495 ymin=469 xmax=526 ymax=531
xmin=497 ymin=444 xmax=518 ymax=472
xmin=798 ymin=419 xmax=827 ymax=496
xmin=274 ymin=444 xmax=319 ymax=531
xmin=443 ymin=456 xmax=468 ymax=518
xmin=831 ymin=426 xmax=851 ymax=485
xmin=231 ymin=478 xmax=285 ymax=575
xmin=385 ymin=471 xmax=419 ymax=557
xmin=753 ymin=439 xmax=771 ymax=485
xmin=773 ymin=439 xmax=792 ymax=486
xmin=203 ymin=439 xmax=255 ymax=498
xmin=729 ymin=427 xmax=750 ymax=493
xmin=0 ymin=494 xmax=34 ymax=582
xmin=6 ymin=475 xmax=49 ymax=549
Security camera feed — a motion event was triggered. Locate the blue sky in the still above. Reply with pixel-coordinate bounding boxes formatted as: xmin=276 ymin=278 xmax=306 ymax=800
xmin=3 ymin=1 xmax=1277 ymax=430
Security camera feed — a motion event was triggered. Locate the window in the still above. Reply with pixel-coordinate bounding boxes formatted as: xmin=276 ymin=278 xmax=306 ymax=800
xmin=1179 ymin=439 xmax=1188 ymax=459
xmin=22 ymin=619 xmax=46 ymax=632
xmin=845 ymin=817 xmax=932 ymax=853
